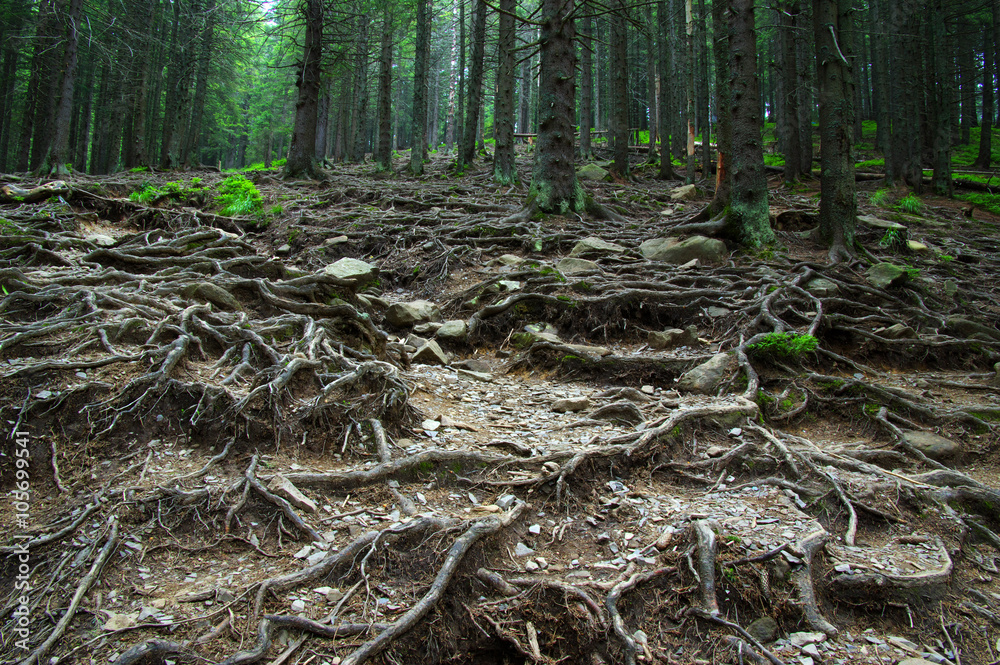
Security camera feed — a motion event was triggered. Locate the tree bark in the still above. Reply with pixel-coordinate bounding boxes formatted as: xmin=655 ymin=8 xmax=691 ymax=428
xmin=410 ymin=0 xmax=430 ymax=173
xmin=610 ymin=0 xmax=629 ymax=178
xmin=494 ymin=0 xmax=517 ymax=184
xmin=684 ymin=0 xmax=695 ymax=183
xmin=529 ymin=0 xmax=581 ymax=213
xmin=814 ymin=0 xmax=856 ymax=262
xmin=657 ymin=0 xmax=676 ymax=179
xmin=795 ymin=1 xmax=813 ymax=175
xmin=351 ymin=17 xmax=371 ymax=163
xmin=726 ymin=0 xmax=773 ymax=246
xmin=42 ymin=0 xmax=83 ymax=174
xmin=975 ymin=13 xmax=995 ymax=169
xmin=461 ymin=0 xmax=486 ymax=166
xmin=706 ymin=0 xmax=730 ymax=212
xmin=645 ymin=4 xmax=657 ymax=161
xmin=929 ymin=0 xmax=952 ymax=196
xmin=780 ymin=0 xmax=802 ymax=182
xmin=283 ymin=0 xmax=323 ymax=178
xmin=376 ymin=10 xmax=394 ymax=170
xmin=184 ymin=0 xmax=216 ymax=167
xmin=697 ymin=0 xmax=710 ymax=179
xmin=579 ymin=6 xmax=594 ymax=160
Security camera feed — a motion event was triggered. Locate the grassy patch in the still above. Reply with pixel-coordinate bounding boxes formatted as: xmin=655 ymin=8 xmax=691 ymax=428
xmin=958 ymin=192 xmax=1000 ymax=215
xmin=748 ymin=332 xmax=819 ymax=359
xmin=216 ymin=175 xmax=264 ymax=217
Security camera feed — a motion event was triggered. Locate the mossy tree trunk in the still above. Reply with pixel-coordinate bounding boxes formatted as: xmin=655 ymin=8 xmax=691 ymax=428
xmin=706 ymin=0 xmax=730 ymax=214
xmin=579 ymin=6 xmax=594 ymax=160
xmin=609 ymin=0 xmax=629 ymax=179
xmin=460 ymin=0 xmax=486 ymax=167
xmin=528 ymin=0 xmax=583 ymax=214
xmin=725 ymin=0 xmax=773 ymax=247
xmin=408 ymin=0 xmax=430 ymax=175
xmin=656 ymin=0 xmax=677 ymax=179
xmin=375 ymin=10 xmax=394 ymax=171
xmin=975 ymin=13 xmax=994 ymax=169
xmin=283 ymin=0 xmax=323 ymax=179
xmin=493 ymin=0 xmax=517 ymax=184
xmin=814 ymin=0 xmax=856 ymax=262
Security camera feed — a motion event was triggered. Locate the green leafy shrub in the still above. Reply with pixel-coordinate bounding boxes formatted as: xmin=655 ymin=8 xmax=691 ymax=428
xmin=748 ymin=332 xmax=819 ymax=359
xmin=869 ymin=189 xmax=890 ymax=207
xmin=896 ymin=193 xmax=923 ymax=214
xmin=215 ymin=175 xmax=263 ymax=216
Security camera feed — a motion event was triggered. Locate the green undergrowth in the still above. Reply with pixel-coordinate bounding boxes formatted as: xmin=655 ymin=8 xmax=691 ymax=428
xmin=748 ymin=332 xmax=819 ymax=359
xmin=215 ymin=175 xmax=264 ymax=217
xmin=959 ymin=192 xmax=1000 ymax=215
xmin=130 ymin=178 xmax=208 ymax=205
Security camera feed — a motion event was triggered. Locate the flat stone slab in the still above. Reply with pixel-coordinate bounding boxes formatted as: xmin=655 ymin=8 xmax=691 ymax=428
xmin=268 ymin=475 xmax=317 ymax=513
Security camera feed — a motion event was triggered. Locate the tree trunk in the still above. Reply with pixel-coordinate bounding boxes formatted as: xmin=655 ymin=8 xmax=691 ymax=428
xmin=958 ymin=19 xmax=976 ymax=144
xmin=409 ymin=0 xmax=430 ymax=174
xmin=493 ymin=0 xmax=517 ymax=184
xmin=461 ymin=0 xmax=486 ymax=166
xmin=870 ymin=0 xmax=889 ymax=154
xmin=657 ymin=0 xmax=677 ymax=179
xmin=445 ymin=9 xmax=458 ymax=150
xmin=351 ymin=17 xmax=371 ymax=163
xmin=726 ymin=0 xmax=773 ymax=246
xmin=457 ymin=0 xmax=466 ymax=156
xmin=376 ymin=10 xmax=394 ymax=170
xmin=814 ymin=0 xmax=856 ymax=262
xmin=685 ymin=0 xmax=695 ymax=183
xmin=283 ymin=0 xmax=323 ymax=178
xmin=610 ymin=0 xmax=629 ymax=178
xmin=579 ymin=6 xmax=594 ymax=160
xmin=779 ymin=0 xmax=801 ymax=182
xmin=930 ymin=0 xmax=952 ymax=196
xmin=697 ymin=0 xmax=710 ymax=179
xmin=795 ymin=1 xmax=813 ymax=175
xmin=645 ymin=4 xmax=657 ymax=161
xmin=184 ymin=0 xmax=216 ymax=167
xmin=529 ymin=0 xmax=581 ymax=213
xmin=43 ymin=0 xmax=82 ymax=174
xmin=706 ymin=0 xmax=730 ymax=212
xmin=316 ymin=85 xmax=330 ymax=160
xmin=975 ymin=19 xmax=995 ymax=168
xmin=0 ymin=46 xmax=18 ymax=173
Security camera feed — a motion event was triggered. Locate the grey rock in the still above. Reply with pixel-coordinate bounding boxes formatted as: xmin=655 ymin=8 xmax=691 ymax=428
xmin=805 ymin=278 xmax=839 ymax=297
xmin=564 ymin=343 xmax=611 ymax=357
xmin=496 ymin=494 xmax=518 ymax=510
xmin=642 ymin=235 xmax=728 ymax=265
xmin=453 ymin=358 xmax=491 ymax=373
xmin=577 ymin=163 xmax=609 ymax=181
xmin=557 ymin=257 xmax=602 ymax=275
xmin=181 ymin=282 xmax=242 ymax=311
xmin=569 ymin=236 xmax=627 ymax=258
xmin=553 ymin=397 xmax=591 ymax=413
xmin=268 ymin=475 xmax=317 ymax=513
xmin=898 ymin=660 xmax=938 ymax=665
xmin=788 ymin=632 xmax=826 ymax=647
xmin=514 ymin=542 xmax=535 ymax=557
xmin=498 ymin=280 xmax=521 ymax=292
xmin=457 ymin=368 xmax=492 ymax=382
xmin=323 ymin=257 xmax=377 ymax=286
xmin=746 ymin=617 xmax=779 ymax=643
xmin=706 ymin=446 xmax=726 ymax=458
xmin=866 ymin=262 xmax=909 ymax=289
xmin=858 ymin=215 xmax=906 ymax=231
xmin=386 ymin=300 xmax=442 ymax=327
xmin=907 ymin=240 xmax=929 ymax=252
xmin=670 ymin=184 xmax=698 ymax=201
xmin=707 ymin=306 xmax=731 ymax=318
xmin=290 ymin=599 xmax=306 ymax=613
xmin=525 ymin=323 xmax=560 ymax=336
xmin=436 ymin=320 xmax=468 ymax=341
xmin=322 ymin=235 xmax=349 ymax=246
xmin=86 ymin=233 xmax=116 ymax=247
xmin=648 ymin=326 xmax=699 ymax=350
xmin=902 ymin=430 xmax=961 ymax=460
xmin=676 ymin=353 xmax=735 ymax=394
xmin=412 ymin=322 xmax=443 ymax=334
xmin=498 ymin=254 xmax=525 ymax=266
xmin=945 ymin=315 xmax=1000 ymax=341
xmin=524 ymin=560 xmax=540 ymax=572
xmin=881 ymin=323 xmax=918 ymax=339
xmin=405 ymin=333 xmax=429 ymax=349
xmin=215 ymin=588 xmax=236 ymax=603
xmin=413 ymin=340 xmax=450 ymax=366
xmin=638 ymin=237 xmax=679 ymax=259
xmin=276 ymin=244 xmax=291 ymax=255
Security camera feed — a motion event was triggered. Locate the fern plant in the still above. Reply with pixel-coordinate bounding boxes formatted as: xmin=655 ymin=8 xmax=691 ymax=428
xmin=896 ymin=193 xmax=923 ymax=214
xmin=215 ymin=175 xmax=263 ymax=217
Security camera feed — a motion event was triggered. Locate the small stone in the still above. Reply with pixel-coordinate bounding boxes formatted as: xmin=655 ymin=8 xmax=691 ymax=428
xmin=86 ymin=233 xmax=116 ymax=247
xmin=436 ymin=320 xmax=468 ymax=341
xmin=322 ymin=235 xmax=349 ymax=246
xmin=648 ymin=326 xmax=699 ymax=349
xmin=642 ymin=235 xmax=727 ymax=265
xmin=881 ymin=323 xmax=918 ymax=339
xmin=557 ymin=257 xmax=602 ymax=275
xmin=294 ymin=545 xmax=313 ymax=559
xmin=413 ymin=340 xmax=450 ymax=366
xmin=706 ymin=446 xmax=726 ymax=458
xmin=322 ymin=257 xmax=377 ymax=287
xmin=670 ymin=184 xmax=697 ymax=201
xmin=577 ymin=163 xmax=609 ymax=181
xmin=422 ymin=419 xmax=441 ymax=431
xmin=569 ymin=236 xmax=626 ymax=258
xmin=528 ymin=524 xmax=542 ymax=535
xmin=216 ymin=588 xmax=236 ymax=603
xmin=326 ymin=588 xmax=344 ymax=603
xmin=514 ymin=542 xmax=535 ymax=557
xmin=412 ymin=322 xmax=443 ymax=335
xmin=805 ymin=278 xmax=839 ymax=297
xmin=536 ymin=557 xmax=548 ymax=569
xmin=276 ymin=244 xmax=291 ymax=255
xmin=306 ymin=550 xmax=327 ymax=565
xmin=676 ymin=353 xmax=735 ymax=394
xmin=498 ymin=254 xmax=525 ymax=266
xmin=268 ymin=475 xmax=318 ymax=513
xmin=552 ymin=396 xmax=590 ymax=413
xmin=385 ymin=300 xmax=442 ymax=327
xmin=640 ymin=385 xmax=655 ymax=395
xmin=788 ymin=632 xmax=826 ymax=647
xmin=746 ymin=616 xmax=779 ymax=643
xmin=151 ymin=599 xmax=166 ymax=609
xmin=496 ymin=494 xmax=517 ymax=510
xmin=802 ymin=644 xmax=821 ymax=658
xmin=291 ymin=599 xmax=306 ymax=613
xmin=867 ymin=262 xmax=909 ymax=289
xmin=524 ymin=560 xmax=540 ymax=572
xmin=457 ymin=368 xmax=492 ymax=382
xmin=901 ymin=430 xmax=960 ymax=460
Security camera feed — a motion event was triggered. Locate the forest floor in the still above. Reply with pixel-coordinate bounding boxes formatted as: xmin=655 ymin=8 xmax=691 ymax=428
xmin=3 ymin=147 xmax=1000 ymax=665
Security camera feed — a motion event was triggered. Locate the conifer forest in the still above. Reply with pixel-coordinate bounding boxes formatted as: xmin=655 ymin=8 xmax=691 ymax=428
xmin=4 ymin=0 xmax=1000 ymax=663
